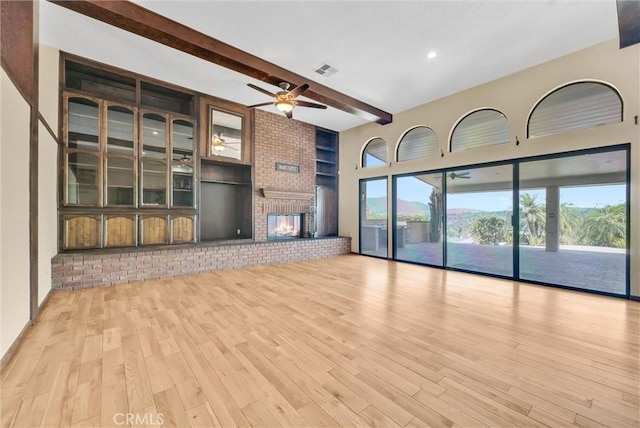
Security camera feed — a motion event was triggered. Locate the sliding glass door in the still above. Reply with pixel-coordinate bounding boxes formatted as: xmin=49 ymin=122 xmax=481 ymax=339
xmin=394 ymin=174 xmax=443 ymax=266
xmin=360 ymin=177 xmax=388 ymax=258
xmin=519 ymin=149 xmax=628 ymax=295
xmin=445 ymin=164 xmax=514 ymax=277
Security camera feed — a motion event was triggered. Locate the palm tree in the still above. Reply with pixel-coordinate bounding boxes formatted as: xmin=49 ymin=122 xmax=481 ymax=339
xmin=579 ymin=204 xmax=626 ymax=248
xmin=519 ymin=193 xmax=545 ymax=245
xmin=558 ymin=202 xmax=581 ymax=244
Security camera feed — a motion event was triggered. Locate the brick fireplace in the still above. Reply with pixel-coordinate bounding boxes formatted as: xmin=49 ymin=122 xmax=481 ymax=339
xmin=254 ymin=109 xmax=316 ymax=240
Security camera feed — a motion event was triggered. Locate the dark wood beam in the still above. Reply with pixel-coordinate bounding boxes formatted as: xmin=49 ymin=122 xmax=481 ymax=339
xmin=48 ymin=0 xmax=393 ymax=125
xmin=617 ymin=0 xmax=640 ymax=48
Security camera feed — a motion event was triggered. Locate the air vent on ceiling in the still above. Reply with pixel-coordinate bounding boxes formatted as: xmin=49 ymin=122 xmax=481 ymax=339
xmin=313 ymin=63 xmax=338 ymax=77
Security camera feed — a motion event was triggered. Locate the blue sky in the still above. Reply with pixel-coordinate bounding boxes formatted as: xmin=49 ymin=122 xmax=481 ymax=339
xmin=368 ymin=176 xmax=626 ymax=211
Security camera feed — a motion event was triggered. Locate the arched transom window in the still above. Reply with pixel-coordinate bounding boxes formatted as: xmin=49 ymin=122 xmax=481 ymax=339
xmin=528 ymin=81 xmax=622 ymax=138
xmin=396 ymin=126 xmax=438 ymax=161
xmin=362 ymin=138 xmax=387 ymax=167
xmin=450 ymin=109 xmax=510 ymax=152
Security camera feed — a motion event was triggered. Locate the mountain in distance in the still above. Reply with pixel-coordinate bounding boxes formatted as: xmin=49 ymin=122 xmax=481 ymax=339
xmin=366 ymin=197 xmax=429 ymax=216
xmin=367 ymin=197 xmax=495 ymax=217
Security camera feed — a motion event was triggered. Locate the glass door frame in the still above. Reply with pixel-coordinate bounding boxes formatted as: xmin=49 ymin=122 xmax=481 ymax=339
xmin=387 ymin=144 xmax=630 ymax=299
xmin=359 ymin=176 xmax=389 ymax=259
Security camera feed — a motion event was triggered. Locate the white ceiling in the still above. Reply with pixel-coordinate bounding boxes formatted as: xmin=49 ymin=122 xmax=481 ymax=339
xmin=40 ymin=0 xmax=619 ymax=132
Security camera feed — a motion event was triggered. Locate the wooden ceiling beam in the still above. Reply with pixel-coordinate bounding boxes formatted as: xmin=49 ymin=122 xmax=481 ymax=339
xmin=48 ymin=0 xmax=392 ymax=125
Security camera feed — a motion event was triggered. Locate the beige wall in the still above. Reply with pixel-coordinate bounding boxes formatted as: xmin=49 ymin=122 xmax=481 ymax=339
xmin=1 ymin=70 xmax=32 ymax=356
xmin=339 ymin=39 xmax=640 ymax=297
xmin=38 ymin=45 xmax=60 ymax=305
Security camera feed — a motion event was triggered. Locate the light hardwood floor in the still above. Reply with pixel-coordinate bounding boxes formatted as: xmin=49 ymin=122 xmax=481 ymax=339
xmin=1 ymin=255 xmax=638 ymax=427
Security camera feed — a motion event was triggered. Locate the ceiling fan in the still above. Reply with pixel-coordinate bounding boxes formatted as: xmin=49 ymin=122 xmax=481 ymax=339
xmin=246 ymin=82 xmax=327 ymax=119
xmin=210 ymin=133 xmax=241 ymax=155
xmin=448 ymin=171 xmax=471 ymax=180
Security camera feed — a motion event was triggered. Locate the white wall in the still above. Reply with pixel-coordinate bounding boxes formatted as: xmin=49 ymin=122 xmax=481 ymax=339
xmin=38 ymin=45 xmax=60 ymax=305
xmin=0 ymin=70 xmax=32 ymax=357
xmin=339 ymin=39 xmax=640 ymax=297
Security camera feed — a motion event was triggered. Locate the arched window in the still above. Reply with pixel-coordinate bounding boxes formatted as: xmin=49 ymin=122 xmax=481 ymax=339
xmin=528 ymin=81 xmax=622 ymax=138
xmin=396 ymin=126 xmax=438 ymax=162
xmin=450 ymin=109 xmax=510 ymax=152
xmin=362 ymin=138 xmax=387 ymax=167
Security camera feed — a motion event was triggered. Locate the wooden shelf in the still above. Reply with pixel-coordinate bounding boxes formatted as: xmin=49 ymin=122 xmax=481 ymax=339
xmin=316 ymin=159 xmax=336 ymax=165
xmin=316 ymin=145 xmax=336 ymax=152
xmin=261 ymin=189 xmax=314 ymax=200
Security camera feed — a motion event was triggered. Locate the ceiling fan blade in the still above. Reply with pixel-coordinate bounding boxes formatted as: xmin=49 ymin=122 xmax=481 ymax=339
xmin=458 ymin=172 xmax=471 ymax=177
xmin=246 ymin=102 xmax=274 ymax=108
xmin=295 ymin=100 xmax=327 ymax=109
xmin=247 ymin=83 xmax=276 ymax=97
xmin=288 ymin=83 xmax=309 ymax=99
xmin=459 ymin=175 xmax=471 ymax=179
xmin=284 ymin=110 xmax=293 ymax=119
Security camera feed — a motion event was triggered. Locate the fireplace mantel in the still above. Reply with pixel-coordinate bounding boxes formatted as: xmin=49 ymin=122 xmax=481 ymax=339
xmin=260 ymin=188 xmax=315 ymax=200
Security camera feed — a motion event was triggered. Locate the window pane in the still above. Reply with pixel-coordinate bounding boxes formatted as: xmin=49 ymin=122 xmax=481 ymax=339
xmin=363 ymin=138 xmax=387 ymax=167
xmin=394 ymin=174 xmax=443 ymax=266
xmin=66 ymin=152 xmax=99 ymax=205
xmin=210 ymin=109 xmax=242 ymax=160
xmin=142 ymin=113 xmax=167 ymax=159
xmin=107 ymin=106 xmax=134 ymax=155
xmin=172 ymin=120 xmax=194 ymax=207
xmin=446 ymin=165 xmax=513 ymax=276
xmin=142 ymin=160 xmax=166 ymax=205
xmin=528 ymin=82 xmax=622 ymax=138
xmin=519 ymin=150 xmax=627 ymax=295
xmin=106 ymin=157 xmax=134 ymax=205
xmin=451 ymin=109 xmax=510 ymax=152
xmin=68 ymin=97 xmax=99 ymax=150
xmin=360 ymin=178 xmax=388 ymax=257
xmin=397 ymin=127 xmax=438 ymax=161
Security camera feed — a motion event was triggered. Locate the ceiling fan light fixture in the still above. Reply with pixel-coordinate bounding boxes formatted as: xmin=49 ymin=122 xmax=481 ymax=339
xmin=211 ymin=134 xmax=226 ymax=153
xmin=275 ymin=100 xmax=294 ymax=113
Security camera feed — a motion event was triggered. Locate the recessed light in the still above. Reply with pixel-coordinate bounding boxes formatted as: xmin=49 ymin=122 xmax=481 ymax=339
xmin=427 ymin=51 xmax=437 ymax=59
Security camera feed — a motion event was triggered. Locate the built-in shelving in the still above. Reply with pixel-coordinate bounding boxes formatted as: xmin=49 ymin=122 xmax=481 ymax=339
xmin=315 ymin=129 xmax=339 ymax=237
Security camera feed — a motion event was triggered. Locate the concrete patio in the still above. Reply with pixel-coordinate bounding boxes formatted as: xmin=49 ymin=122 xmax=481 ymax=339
xmin=364 ymin=242 xmax=626 ymax=295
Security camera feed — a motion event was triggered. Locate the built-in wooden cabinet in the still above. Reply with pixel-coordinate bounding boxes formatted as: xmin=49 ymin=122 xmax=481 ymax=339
xmin=59 ymin=55 xmax=197 ymax=251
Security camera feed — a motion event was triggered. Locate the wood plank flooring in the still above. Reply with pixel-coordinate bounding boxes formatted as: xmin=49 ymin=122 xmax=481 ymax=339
xmin=1 ymin=255 xmax=638 ymax=427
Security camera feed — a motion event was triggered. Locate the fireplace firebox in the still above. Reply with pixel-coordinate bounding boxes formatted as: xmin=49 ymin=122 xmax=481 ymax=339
xmin=267 ymin=213 xmax=303 ymax=239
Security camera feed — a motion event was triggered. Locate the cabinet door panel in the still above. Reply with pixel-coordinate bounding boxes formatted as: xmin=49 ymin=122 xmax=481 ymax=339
xmin=172 ymin=216 xmax=195 ymax=243
xmin=141 ymin=216 xmax=168 ymax=245
xmin=64 ymin=215 xmax=101 ymax=249
xmin=105 ymin=216 xmax=136 ymax=247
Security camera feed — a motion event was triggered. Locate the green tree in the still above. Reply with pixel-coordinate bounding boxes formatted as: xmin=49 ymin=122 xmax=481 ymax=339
xmin=519 ymin=193 xmax=545 ymax=245
xmin=578 ymin=204 xmax=626 ymax=248
xmin=559 ymin=202 xmax=581 ymax=244
xmin=470 ymin=216 xmax=508 ymax=245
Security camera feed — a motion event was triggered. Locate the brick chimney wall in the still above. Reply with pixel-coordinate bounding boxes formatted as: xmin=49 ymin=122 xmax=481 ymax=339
xmin=253 ymin=109 xmax=316 ymax=240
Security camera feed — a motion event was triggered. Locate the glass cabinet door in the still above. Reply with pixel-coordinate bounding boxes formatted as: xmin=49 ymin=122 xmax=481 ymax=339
xmin=107 ymin=105 xmax=135 ymax=155
xmin=141 ymin=113 xmax=168 ymax=206
xmin=67 ymin=97 xmax=100 ymax=151
xmin=66 ymin=152 xmax=100 ymax=205
xmin=172 ymin=119 xmax=194 ymax=207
